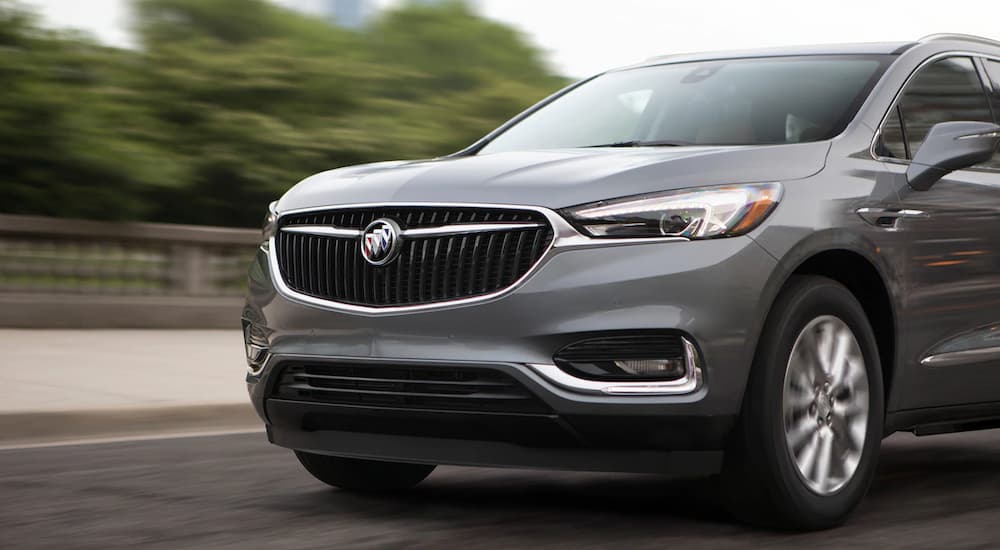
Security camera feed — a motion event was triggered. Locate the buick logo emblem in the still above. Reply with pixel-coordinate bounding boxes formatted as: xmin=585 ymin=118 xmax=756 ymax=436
xmin=361 ymin=218 xmax=402 ymax=266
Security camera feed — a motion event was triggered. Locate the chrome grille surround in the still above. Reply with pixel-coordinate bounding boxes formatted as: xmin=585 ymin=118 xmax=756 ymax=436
xmin=273 ymin=203 xmax=555 ymax=310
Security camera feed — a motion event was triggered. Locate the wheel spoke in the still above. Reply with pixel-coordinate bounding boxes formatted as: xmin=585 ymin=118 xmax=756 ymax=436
xmin=814 ymin=431 xmax=834 ymax=492
xmin=785 ymin=384 xmax=814 ymax=412
xmin=796 ymin=431 xmax=821 ymax=477
xmin=836 ymin=393 xmax=868 ymax=418
xmin=828 ymin=328 xmax=852 ymax=382
xmin=836 ymin=358 xmax=866 ymax=393
xmin=831 ymin=414 xmax=863 ymax=452
xmin=849 ymin=417 xmax=867 ymax=452
xmin=787 ymin=415 xmax=818 ymax=450
xmin=814 ymin=324 xmax=834 ymax=375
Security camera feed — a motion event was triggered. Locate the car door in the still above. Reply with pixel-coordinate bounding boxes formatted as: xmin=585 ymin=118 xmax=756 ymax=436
xmin=874 ymin=55 xmax=1000 ymax=410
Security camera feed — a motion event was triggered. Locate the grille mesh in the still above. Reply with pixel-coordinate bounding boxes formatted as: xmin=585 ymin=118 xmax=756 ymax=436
xmin=275 ymin=207 xmax=553 ymax=307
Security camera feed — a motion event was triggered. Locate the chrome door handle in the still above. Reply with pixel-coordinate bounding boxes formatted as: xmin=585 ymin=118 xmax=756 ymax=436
xmin=856 ymin=207 xmax=928 ymax=229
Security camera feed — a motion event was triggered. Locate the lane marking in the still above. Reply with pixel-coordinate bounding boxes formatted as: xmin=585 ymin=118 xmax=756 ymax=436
xmin=0 ymin=428 xmax=264 ymax=451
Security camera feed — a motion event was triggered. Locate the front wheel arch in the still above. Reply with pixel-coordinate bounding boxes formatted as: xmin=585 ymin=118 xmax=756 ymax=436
xmin=743 ymin=233 xmax=899 ymax=416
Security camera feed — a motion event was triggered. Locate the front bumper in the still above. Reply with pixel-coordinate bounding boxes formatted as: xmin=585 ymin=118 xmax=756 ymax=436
xmin=244 ymin=234 xmax=776 ymax=473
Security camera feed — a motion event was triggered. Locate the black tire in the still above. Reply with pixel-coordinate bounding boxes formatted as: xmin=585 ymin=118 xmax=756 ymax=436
xmin=721 ymin=275 xmax=885 ymax=530
xmin=295 ymin=451 xmax=436 ymax=492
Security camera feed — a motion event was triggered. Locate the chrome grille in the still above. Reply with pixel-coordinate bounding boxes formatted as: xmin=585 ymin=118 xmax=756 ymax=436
xmin=275 ymin=206 xmax=554 ymax=307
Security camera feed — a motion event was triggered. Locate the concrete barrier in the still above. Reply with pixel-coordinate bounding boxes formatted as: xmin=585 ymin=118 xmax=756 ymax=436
xmin=0 ymin=214 xmax=260 ymax=328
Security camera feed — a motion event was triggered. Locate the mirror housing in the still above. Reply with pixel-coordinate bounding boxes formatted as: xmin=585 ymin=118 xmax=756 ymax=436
xmin=906 ymin=121 xmax=1000 ymax=191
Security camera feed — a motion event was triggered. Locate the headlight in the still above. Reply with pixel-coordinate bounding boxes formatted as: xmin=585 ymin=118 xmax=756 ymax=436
xmin=560 ymin=183 xmax=782 ymax=239
xmin=261 ymin=200 xmax=278 ymax=250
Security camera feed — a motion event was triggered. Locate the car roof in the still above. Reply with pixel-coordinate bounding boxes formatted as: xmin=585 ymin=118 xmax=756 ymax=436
xmin=627 ymin=42 xmax=914 ymax=71
xmin=623 ymin=34 xmax=1000 ymax=72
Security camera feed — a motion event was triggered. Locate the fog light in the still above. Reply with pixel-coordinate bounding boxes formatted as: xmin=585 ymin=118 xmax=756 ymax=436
xmin=531 ymin=334 xmax=703 ymax=395
xmin=552 ymin=332 xmax=695 ymax=381
xmin=613 ymin=358 xmax=686 ymax=379
xmin=242 ymin=320 xmax=270 ymax=375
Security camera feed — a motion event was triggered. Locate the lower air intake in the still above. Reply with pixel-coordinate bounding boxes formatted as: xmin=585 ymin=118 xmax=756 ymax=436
xmin=272 ymin=362 xmax=552 ymax=414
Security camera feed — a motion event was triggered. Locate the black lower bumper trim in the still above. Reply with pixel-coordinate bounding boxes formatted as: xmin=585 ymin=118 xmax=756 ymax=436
xmin=265 ymin=399 xmax=733 ymax=473
xmin=268 ymin=424 xmax=722 ymax=475
xmin=269 ymin=399 xmax=578 ymax=448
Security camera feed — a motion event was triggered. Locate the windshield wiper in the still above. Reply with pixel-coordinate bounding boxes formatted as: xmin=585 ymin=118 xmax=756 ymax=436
xmin=582 ymin=140 xmax=692 ymax=148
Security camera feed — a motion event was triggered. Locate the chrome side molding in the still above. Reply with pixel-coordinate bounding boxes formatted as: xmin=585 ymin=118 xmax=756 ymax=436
xmin=856 ymin=207 xmax=928 ymax=229
xmin=921 ymin=346 xmax=1000 ymax=367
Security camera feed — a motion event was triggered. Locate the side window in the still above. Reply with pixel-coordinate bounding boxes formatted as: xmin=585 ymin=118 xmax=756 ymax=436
xmin=982 ymin=59 xmax=1000 ymax=170
xmin=876 ymin=105 xmax=907 ymax=159
xmin=880 ymin=57 xmax=993 ymax=162
xmin=985 ymin=59 xmax=1000 ymax=113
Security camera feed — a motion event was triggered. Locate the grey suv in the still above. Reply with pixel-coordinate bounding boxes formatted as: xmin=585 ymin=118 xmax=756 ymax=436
xmin=243 ymin=34 xmax=1000 ymax=529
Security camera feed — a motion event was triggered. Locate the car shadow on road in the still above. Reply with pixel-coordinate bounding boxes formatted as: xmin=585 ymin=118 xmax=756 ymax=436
xmin=268 ymin=432 xmax=1000 ymax=542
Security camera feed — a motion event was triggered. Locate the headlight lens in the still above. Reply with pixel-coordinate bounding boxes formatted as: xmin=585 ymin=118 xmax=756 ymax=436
xmin=261 ymin=201 xmax=278 ymax=250
xmin=561 ymin=183 xmax=782 ymax=239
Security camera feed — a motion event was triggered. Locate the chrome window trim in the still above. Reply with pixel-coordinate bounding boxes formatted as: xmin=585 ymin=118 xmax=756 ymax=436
xmin=526 ymin=337 xmax=703 ymax=396
xmin=267 ymin=201 xmax=688 ymax=315
xmin=869 ymin=50 xmax=1000 ymax=163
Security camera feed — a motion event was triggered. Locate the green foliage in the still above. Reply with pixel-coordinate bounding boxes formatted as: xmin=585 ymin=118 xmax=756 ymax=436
xmin=0 ymin=0 xmax=566 ymax=226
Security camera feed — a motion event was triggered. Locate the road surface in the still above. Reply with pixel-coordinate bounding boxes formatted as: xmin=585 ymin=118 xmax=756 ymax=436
xmin=4 ymin=430 xmax=1000 ymax=548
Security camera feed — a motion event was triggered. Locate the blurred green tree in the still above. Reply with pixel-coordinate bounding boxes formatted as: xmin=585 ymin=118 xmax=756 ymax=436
xmin=0 ymin=0 xmax=565 ymax=227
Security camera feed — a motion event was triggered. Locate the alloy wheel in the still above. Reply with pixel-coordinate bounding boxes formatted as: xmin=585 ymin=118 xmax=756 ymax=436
xmin=782 ymin=315 xmax=870 ymax=496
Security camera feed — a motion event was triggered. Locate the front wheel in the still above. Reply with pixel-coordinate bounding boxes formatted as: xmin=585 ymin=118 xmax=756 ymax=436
xmin=722 ymin=275 xmax=884 ymax=530
xmin=295 ymin=451 xmax=436 ymax=492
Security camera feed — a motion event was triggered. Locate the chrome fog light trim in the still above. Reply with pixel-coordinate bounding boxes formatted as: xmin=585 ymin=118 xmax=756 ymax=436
xmin=246 ymin=344 xmax=271 ymax=376
xmin=243 ymin=322 xmax=271 ymax=376
xmin=528 ymin=337 xmax=703 ymax=395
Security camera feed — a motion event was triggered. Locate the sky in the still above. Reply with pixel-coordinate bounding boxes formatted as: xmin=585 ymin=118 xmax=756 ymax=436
xmin=21 ymin=0 xmax=1000 ymax=78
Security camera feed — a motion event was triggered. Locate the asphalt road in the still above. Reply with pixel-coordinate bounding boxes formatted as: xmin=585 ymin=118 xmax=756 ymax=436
xmin=4 ymin=430 xmax=1000 ymax=549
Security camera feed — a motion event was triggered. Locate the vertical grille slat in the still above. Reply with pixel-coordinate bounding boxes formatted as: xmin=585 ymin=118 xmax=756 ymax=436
xmin=479 ymin=231 xmax=499 ymax=293
xmin=350 ymin=212 xmax=361 ymax=303
xmin=276 ymin=206 xmax=553 ymax=307
xmin=494 ymin=231 xmax=514 ymax=288
xmin=332 ymin=236 xmax=341 ymax=298
xmin=305 ymin=234 xmax=316 ymax=295
xmin=509 ymin=231 xmax=529 ymax=286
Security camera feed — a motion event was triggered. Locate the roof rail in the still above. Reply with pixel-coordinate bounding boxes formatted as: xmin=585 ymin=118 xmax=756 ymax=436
xmin=918 ymin=33 xmax=1000 ymax=48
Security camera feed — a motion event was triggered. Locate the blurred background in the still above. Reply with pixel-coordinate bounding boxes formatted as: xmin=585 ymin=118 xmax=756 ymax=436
xmin=3 ymin=1 xmax=1000 ymax=547
xmin=0 ymin=0 xmax=567 ymax=327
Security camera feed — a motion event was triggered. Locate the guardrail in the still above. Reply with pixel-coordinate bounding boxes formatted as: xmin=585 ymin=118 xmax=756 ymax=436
xmin=0 ymin=214 xmax=261 ymax=328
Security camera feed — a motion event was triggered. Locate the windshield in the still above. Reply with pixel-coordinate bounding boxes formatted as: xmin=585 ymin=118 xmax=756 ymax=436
xmin=478 ymin=55 xmax=893 ymax=153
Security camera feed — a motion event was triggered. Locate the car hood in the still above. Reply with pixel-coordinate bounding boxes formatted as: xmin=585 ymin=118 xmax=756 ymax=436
xmin=277 ymin=142 xmax=830 ymax=212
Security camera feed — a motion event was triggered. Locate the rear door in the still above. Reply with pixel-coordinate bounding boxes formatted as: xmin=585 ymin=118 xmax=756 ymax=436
xmin=875 ymin=55 xmax=1000 ymax=410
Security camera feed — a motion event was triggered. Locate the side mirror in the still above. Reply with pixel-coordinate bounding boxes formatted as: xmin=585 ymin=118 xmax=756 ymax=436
xmin=907 ymin=121 xmax=1000 ymax=191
